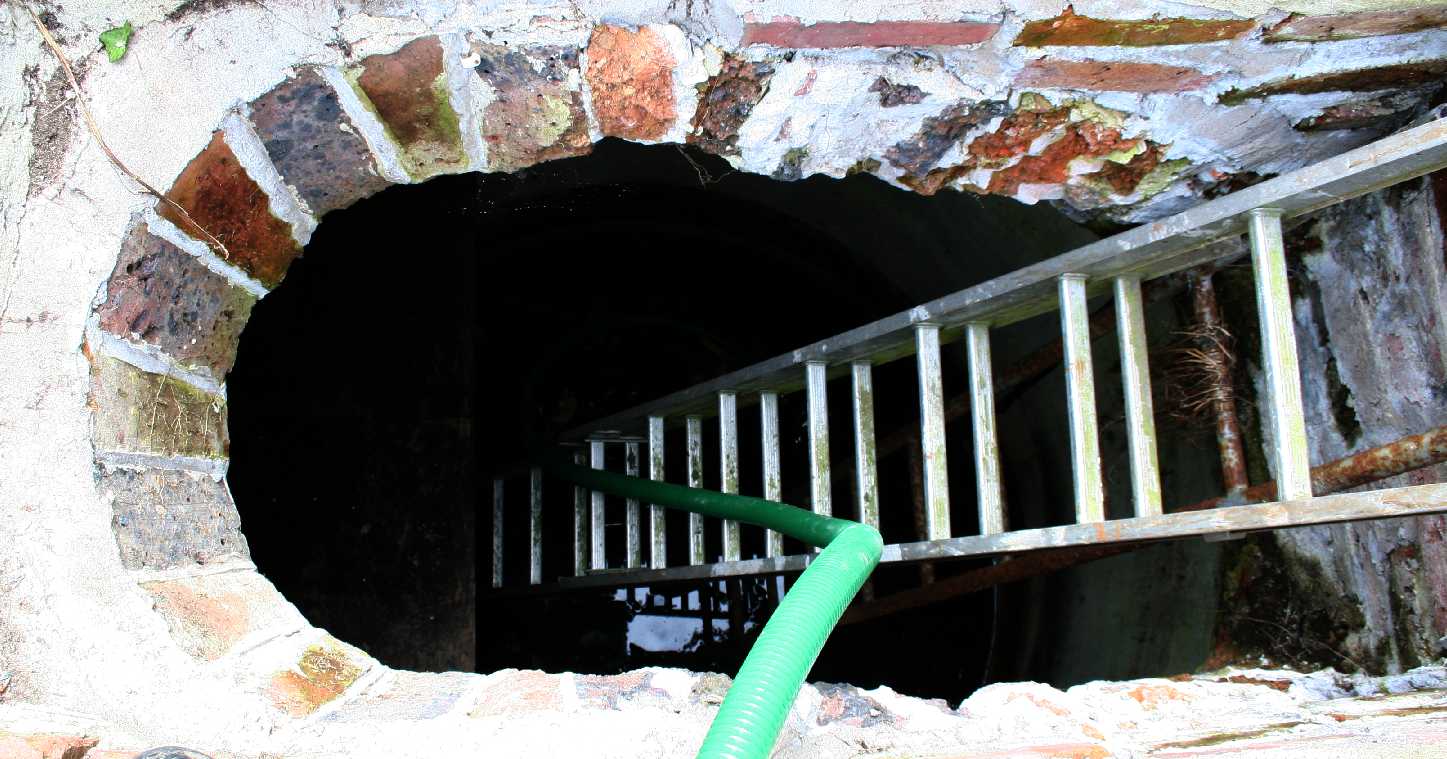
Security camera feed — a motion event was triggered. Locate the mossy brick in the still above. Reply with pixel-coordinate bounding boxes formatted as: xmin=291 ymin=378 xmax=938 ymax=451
xmin=248 ymin=68 xmax=391 ymax=216
xmin=1014 ymin=8 xmax=1253 ymax=47
xmin=96 ymin=222 xmax=255 ymax=378
xmin=90 ymin=357 xmax=228 ymax=459
xmin=157 ymin=131 xmax=301 ymax=288
xmin=266 ymin=637 xmax=370 ymax=716
xmin=351 ymin=36 xmax=466 ymax=178
xmin=1220 ymin=61 xmax=1447 ymax=105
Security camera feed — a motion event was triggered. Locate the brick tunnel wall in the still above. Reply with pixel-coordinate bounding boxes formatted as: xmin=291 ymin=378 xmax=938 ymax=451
xmin=2 ymin=1 xmax=1446 ymax=755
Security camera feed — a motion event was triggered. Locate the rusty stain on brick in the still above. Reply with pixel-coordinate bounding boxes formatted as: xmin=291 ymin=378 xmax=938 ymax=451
xmin=1015 ymin=6 xmax=1253 ymax=47
xmin=1086 ymin=140 xmax=1165 ymax=194
xmin=885 ymin=99 xmax=1007 ymax=179
xmin=473 ymin=43 xmax=591 ymax=172
xmin=352 ymin=36 xmax=466 ymax=178
xmin=742 ymin=19 xmax=998 ymax=48
xmin=585 ymin=25 xmax=677 ymax=141
xmin=268 ymin=638 xmax=365 ymax=716
xmin=96 ymin=222 xmax=255 ymax=377
xmin=89 ymin=357 xmax=228 ymax=459
xmin=1220 ymin=61 xmax=1447 ymax=105
xmin=248 ymin=68 xmax=391 ymax=216
xmin=157 ymin=132 xmax=301 ymax=289
xmin=1264 ymin=8 xmax=1447 ymax=43
xmin=868 ymin=77 xmax=926 ymax=107
xmin=689 ymin=54 xmax=774 ymax=156
xmin=1016 ymin=58 xmax=1217 ymax=93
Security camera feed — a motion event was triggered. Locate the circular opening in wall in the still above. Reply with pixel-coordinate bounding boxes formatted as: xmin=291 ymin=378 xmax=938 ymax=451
xmin=226 ymin=139 xmax=1097 ymax=700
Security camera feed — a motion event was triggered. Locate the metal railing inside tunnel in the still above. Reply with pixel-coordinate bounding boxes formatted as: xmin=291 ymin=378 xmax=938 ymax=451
xmin=487 ymin=115 xmax=1447 ymax=756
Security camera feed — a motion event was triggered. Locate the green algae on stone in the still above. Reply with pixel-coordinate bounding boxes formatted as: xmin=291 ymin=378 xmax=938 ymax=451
xmin=100 ymin=21 xmax=133 ymax=62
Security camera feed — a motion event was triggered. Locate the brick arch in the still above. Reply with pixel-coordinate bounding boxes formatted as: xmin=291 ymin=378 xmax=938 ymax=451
xmin=56 ymin=6 xmax=1445 ymax=747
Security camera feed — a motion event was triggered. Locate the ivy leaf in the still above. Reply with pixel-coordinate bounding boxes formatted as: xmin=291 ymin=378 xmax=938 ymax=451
xmin=99 ymin=21 xmax=133 ymax=63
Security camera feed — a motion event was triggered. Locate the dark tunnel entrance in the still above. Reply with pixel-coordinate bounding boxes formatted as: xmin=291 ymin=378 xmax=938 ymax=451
xmin=225 ymin=139 xmax=1162 ymax=702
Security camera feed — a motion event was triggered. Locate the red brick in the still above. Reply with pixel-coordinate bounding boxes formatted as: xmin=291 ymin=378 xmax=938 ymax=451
xmin=96 ymin=222 xmax=255 ymax=377
xmin=742 ymin=19 xmax=998 ymax=48
xmin=470 ymin=670 xmax=563 ymax=718
xmin=353 ymin=36 xmax=466 ymax=178
xmin=142 ymin=571 xmax=303 ymax=661
xmin=1265 ymin=8 xmax=1447 ymax=42
xmin=157 ymin=132 xmax=301 ymax=289
xmin=1015 ymin=58 xmax=1216 ymax=93
xmin=0 ymin=732 xmax=97 ymax=759
xmin=585 ymin=25 xmax=676 ymax=140
xmin=1015 ymin=7 xmax=1253 ymax=47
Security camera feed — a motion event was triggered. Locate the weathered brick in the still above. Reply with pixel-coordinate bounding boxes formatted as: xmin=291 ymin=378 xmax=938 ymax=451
xmin=1264 ymin=8 xmax=1447 ymax=43
xmin=90 ymin=358 xmax=228 ymax=459
xmin=575 ymin=671 xmax=674 ymax=710
xmin=584 ymin=25 xmax=676 ymax=141
xmin=470 ymin=669 xmax=563 ymax=718
xmin=99 ymin=466 xmax=248 ymax=570
xmin=157 ymin=132 xmax=301 ymax=289
xmin=324 ymin=670 xmax=476 ymax=722
xmin=248 ymin=68 xmax=391 ymax=216
xmin=868 ymin=77 xmax=926 ymax=107
xmin=1220 ymin=61 xmax=1447 ymax=105
xmin=1014 ymin=8 xmax=1253 ymax=47
xmin=352 ymin=36 xmax=466 ymax=179
xmin=141 ymin=570 xmax=304 ymax=661
xmin=986 ymin=121 xmax=1139 ymax=196
xmin=0 ymin=732 xmax=97 ymax=759
xmin=742 ymin=19 xmax=998 ymax=48
xmin=96 ymin=222 xmax=254 ymax=377
xmin=885 ymin=100 xmax=1007 ymax=178
xmin=1015 ymin=59 xmax=1217 ymax=93
xmin=471 ymin=43 xmax=591 ymax=172
xmin=1294 ymin=92 xmax=1422 ymax=132
xmin=689 ymin=55 xmax=774 ymax=156
xmin=267 ymin=637 xmax=369 ymax=716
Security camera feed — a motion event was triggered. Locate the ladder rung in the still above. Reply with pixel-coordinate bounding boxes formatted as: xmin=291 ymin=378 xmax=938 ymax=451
xmin=966 ymin=322 xmax=1005 ymax=535
xmin=529 ymin=466 xmax=543 ymax=585
xmin=805 ymin=361 xmax=832 ymax=518
xmin=1114 ymin=275 xmax=1163 ymax=517
xmin=914 ymin=324 xmax=951 ymax=540
xmin=760 ymin=392 xmax=784 ymax=557
xmin=625 ymin=441 xmax=642 ymax=568
xmin=720 ymin=392 xmax=741 ymax=561
xmin=686 ymin=416 xmax=706 ymax=565
xmin=1248 ymin=207 xmax=1313 ymax=501
xmin=491 ymin=477 xmax=504 ymax=589
xmin=648 ymin=416 xmax=667 ymax=570
xmin=1060 ymin=274 xmax=1105 ymax=523
xmin=851 ymin=362 xmax=879 ymax=530
xmin=590 ymin=440 xmax=606 ymax=571
xmin=573 ymin=450 xmax=587 ymax=576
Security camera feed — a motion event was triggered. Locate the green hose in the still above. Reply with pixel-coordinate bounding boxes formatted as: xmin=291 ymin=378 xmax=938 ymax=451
xmin=545 ymin=459 xmax=883 ymax=759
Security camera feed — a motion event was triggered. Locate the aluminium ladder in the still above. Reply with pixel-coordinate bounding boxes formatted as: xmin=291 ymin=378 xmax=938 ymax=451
xmin=488 ymin=115 xmax=1447 ymax=595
